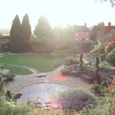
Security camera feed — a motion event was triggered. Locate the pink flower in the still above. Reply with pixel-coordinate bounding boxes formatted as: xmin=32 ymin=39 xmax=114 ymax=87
xmin=112 ymin=77 xmax=115 ymax=83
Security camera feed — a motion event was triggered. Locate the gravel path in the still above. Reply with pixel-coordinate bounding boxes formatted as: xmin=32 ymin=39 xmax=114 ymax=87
xmin=4 ymin=74 xmax=44 ymax=92
xmin=4 ymin=65 xmax=91 ymax=93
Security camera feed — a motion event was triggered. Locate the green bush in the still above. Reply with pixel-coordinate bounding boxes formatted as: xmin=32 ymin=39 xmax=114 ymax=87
xmin=105 ymin=41 xmax=115 ymax=53
xmin=81 ymin=89 xmax=115 ymax=115
xmin=57 ymin=89 xmax=97 ymax=111
xmin=100 ymin=54 xmax=106 ymax=61
xmin=99 ymin=61 xmax=111 ymax=70
xmin=4 ymin=74 xmax=15 ymax=82
xmin=90 ymin=43 xmax=106 ymax=56
xmin=106 ymin=48 xmax=115 ymax=66
xmin=64 ymin=56 xmax=79 ymax=66
xmin=0 ymin=99 xmax=70 ymax=115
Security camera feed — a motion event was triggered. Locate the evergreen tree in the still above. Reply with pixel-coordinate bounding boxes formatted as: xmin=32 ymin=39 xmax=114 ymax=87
xmin=21 ymin=14 xmax=32 ymax=51
xmin=80 ymin=53 xmax=83 ymax=71
xmin=21 ymin=14 xmax=31 ymax=44
xmin=10 ymin=14 xmax=32 ymax=52
xmin=10 ymin=15 xmax=21 ymax=52
xmin=95 ymin=56 xmax=101 ymax=85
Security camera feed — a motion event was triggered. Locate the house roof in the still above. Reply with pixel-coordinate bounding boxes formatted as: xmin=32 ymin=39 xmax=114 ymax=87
xmin=105 ymin=26 xmax=115 ymax=30
xmin=0 ymin=36 xmax=10 ymax=45
xmin=105 ymin=22 xmax=115 ymax=31
xmin=74 ymin=25 xmax=90 ymax=32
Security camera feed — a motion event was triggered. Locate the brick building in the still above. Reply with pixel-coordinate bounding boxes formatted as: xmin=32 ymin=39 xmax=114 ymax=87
xmin=74 ymin=24 xmax=90 ymax=41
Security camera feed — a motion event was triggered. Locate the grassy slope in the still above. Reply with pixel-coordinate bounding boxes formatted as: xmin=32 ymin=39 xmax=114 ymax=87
xmin=0 ymin=54 xmax=63 ymax=72
xmin=1 ymin=90 xmax=115 ymax=115
xmin=80 ymin=89 xmax=115 ymax=115
xmin=6 ymin=65 xmax=32 ymax=75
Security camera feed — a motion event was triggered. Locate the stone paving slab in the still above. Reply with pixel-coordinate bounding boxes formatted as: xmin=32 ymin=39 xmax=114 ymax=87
xmin=4 ymin=75 xmax=44 ymax=92
xmin=4 ymin=65 xmax=91 ymax=93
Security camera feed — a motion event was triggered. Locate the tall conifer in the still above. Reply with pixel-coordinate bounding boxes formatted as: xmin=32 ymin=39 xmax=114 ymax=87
xmin=21 ymin=14 xmax=31 ymax=43
xmin=10 ymin=15 xmax=21 ymax=52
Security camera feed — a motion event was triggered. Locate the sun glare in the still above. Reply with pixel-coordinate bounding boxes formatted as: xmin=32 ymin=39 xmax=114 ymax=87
xmin=0 ymin=0 xmax=114 ymax=29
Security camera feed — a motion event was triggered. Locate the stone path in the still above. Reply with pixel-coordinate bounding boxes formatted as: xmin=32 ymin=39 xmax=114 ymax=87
xmin=4 ymin=74 xmax=44 ymax=92
xmin=4 ymin=65 xmax=91 ymax=93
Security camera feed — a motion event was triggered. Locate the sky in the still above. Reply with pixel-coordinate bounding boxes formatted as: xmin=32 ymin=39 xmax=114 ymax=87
xmin=0 ymin=0 xmax=115 ymax=30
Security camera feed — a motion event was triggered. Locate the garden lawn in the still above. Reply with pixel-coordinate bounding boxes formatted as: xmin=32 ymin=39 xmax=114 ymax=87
xmin=0 ymin=54 xmax=63 ymax=72
xmin=5 ymin=65 xmax=32 ymax=75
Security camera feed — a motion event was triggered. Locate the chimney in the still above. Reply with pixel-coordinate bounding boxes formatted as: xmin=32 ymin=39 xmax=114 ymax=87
xmin=108 ymin=22 xmax=111 ymax=27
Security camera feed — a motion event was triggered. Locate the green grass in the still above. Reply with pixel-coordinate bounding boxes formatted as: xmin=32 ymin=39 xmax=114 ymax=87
xmin=0 ymin=54 xmax=64 ymax=72
xmin=0 ymin=101 xmax=77 ymax=115
xmin=5 ymin=65 xmax=32 ymax=75
xmin=80 ymin=89 xmax=115 ymax=115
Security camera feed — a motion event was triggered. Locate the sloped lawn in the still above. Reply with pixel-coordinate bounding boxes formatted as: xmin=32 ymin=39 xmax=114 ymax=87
xmin=5 ymin=65 xmax=32 ymax=75
xmin=0 ymin=54 xmax=63 ymax=72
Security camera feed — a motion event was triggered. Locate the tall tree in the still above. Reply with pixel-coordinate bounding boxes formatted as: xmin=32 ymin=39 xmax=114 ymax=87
xmin=10 ymin=14 xmax=32 ymax=52
xmin=21 ymin=14 xmax=31 ymax=44
xmin=100 ymin=0 xmax=115 ymax=7
xmin=10 ymin=15 xmax=21 ymax=52
xmin=34 ymin=16 xmax=53 ymax=43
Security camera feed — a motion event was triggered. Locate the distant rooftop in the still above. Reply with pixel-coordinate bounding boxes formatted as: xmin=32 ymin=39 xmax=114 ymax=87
xmin=74 ymin=24 xmax=90 ymax=32
xmin=105 ymin=22 xmax=115 ymax=31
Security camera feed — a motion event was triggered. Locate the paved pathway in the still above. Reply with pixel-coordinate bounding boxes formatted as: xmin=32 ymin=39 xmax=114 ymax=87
xmin=4 ymin=65 xmax=91 ymax=92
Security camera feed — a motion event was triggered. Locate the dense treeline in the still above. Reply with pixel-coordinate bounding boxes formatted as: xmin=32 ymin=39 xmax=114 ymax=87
xmin=32 ymin=16 xmax=76 ymax=53
xmin=10 ymin=16 xmax=112 ymax=53
xmin=9 ymin=15 xmax=76 ymax=53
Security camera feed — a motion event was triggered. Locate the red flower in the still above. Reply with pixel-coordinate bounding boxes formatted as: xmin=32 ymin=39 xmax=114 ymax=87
xmin=112 ymin=77 xmax=115 ymax=83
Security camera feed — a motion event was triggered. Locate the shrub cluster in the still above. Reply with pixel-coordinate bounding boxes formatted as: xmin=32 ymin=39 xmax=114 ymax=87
xmin=57 ymin=89 xmax=97 ymax=112
xmin=64 ymin=56 xmax=79 ymax=66
xmin=90 ymin=43 xmax=106 ymax=56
